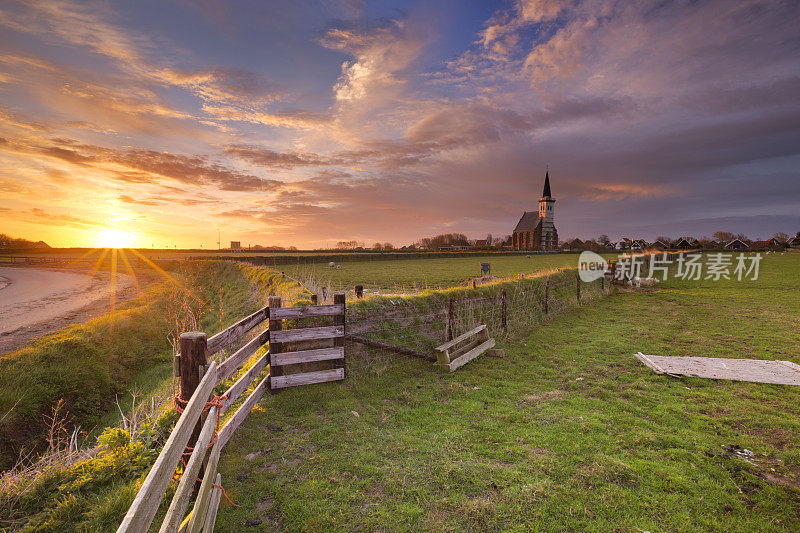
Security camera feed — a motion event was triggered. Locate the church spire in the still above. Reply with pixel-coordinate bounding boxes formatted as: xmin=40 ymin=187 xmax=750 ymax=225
xmin=542 ymin=166 xmax=551 ymax=198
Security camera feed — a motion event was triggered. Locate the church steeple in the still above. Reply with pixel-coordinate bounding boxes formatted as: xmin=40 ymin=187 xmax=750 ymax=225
xmin=538 ymin=167 xmax=555 ymax=223
xmin=511 ymin=167 xmax=558 ymax=251
xmin=542 ymin=168 xmax=552 ymax=198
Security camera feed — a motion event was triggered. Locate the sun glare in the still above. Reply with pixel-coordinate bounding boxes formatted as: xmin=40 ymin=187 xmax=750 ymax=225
xmin=96 ymin=229 xmax=136 ymax=248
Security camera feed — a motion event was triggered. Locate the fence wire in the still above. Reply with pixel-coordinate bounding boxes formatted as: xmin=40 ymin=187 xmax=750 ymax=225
xmin=344 ymin=272 xmax=611 ymax=376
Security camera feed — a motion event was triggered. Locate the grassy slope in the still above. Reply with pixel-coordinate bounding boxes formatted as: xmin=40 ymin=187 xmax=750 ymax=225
xmin=0 ymin=262 xmax=265 ymax=531
xmin=0 ymin=262 xmax=262 ymax=468
xmin=216 ymin=252 xmax=800 ymax=531
xmin=290 ymin=253 xmax=589 ymax=292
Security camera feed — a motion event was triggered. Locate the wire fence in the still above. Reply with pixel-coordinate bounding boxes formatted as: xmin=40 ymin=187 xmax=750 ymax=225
xmin=343 ymin=270 xmax=611 ymax=376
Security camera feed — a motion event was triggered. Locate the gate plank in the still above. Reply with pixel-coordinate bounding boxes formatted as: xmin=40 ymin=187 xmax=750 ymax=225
xmin=270 ymin=368 xmax=345 ymax=389
xmin=269 ymin=325 xmax=343 ymax=343
xmin=270 ymin=347 xmax=344 ymax=367
xmin=269 ymin=304 xmax=344 ymax=320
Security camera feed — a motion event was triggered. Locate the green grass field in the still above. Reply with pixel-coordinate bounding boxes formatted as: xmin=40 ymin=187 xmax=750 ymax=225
xmin=290 ymin=253 xmax=585 ymax=292
xmin=215 ymin=251 xmax=800 ymax=531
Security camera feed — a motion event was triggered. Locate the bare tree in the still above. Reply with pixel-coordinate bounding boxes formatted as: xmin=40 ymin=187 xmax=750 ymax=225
xmin=712 ymin=231 xmax=736 ymax=243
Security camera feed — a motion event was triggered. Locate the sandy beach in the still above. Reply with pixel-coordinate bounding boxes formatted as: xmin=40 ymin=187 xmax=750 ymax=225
xmin=0 ymin=267 xmax=133 ymax=353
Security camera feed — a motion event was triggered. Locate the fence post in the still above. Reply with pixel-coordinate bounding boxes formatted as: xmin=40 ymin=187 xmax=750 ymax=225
xmin=576 ymin=272 xmax=581 ymax=303
xmin=544 ymin=278 xmax=550 ymax=315
xmin=501 ymin=289 xmax=507 ymax=332
xmin=310 ymin=294 xmax=318 ymax=305
xmin=334 ymin=293 xmax=346 ymax=377
xmin=601 ymin=274 xmax=605 ymax=292
xmin=447 ymin=297 xmax=455 ymax=341
xmin=355 ymin=285 xmax=363 ymax=299
xmin=179 ymin=331 xmax=207 ymax=448
xmin=268 ymin=296 xmax=283 ymax=388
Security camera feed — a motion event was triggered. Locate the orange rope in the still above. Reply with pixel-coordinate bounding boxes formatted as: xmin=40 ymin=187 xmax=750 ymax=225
xmin=212 ymin=482 xmax=241 ymax=507
xmin=170 ymin=392 xmax=237 ymax=507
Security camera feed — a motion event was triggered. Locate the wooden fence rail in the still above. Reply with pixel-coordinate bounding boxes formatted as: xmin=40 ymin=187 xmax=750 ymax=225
xmin=118 ymin=295 xmax=345 ymax=533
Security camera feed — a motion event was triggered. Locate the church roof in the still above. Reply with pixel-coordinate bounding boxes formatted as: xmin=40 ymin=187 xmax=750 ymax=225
xmin=513 ymin=211 xmax=542 ymax=232
xmin=542 ymin=170 xmax=552 ymax=198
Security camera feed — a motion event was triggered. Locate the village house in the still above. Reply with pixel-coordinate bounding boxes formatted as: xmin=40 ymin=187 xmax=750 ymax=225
xmin=725 ymin=238 xmax=749 ymax=250
xmin=672 ymin=238 xmax=695 ymax=249
xmin=512 ymin=170 xmax=558 ymax=251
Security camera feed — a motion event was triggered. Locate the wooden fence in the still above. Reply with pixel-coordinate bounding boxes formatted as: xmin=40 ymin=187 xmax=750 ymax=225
xmin=118 ymin=294 xmax=345 ymax=533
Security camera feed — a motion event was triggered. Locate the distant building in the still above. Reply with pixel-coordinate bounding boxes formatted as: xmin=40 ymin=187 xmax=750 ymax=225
xmin=788 ymin=233 xmax=800 ymax=248
xmin=651 ymin=240 xmax=669 ymax=250
xmin=230 ymin=241 xmax=241 ymax=250
xmin=765 ymin=237 xmax=787 ymax=249
xmin=751 ymin=238 xmax=785 ymax=250
xmin=473 ymin=240 xmax=488 ymax=248
xmin=672 ymin=238 xmax=694 ymax=249
xmin=725 ymin=239 xmax=749 ymax=250
xmin=512 ymin=169 xmax=558 ymax=251
xmin=562 ymin=238 xmax=584 ymax=250
xmin=616 ymin=238 xmax=633 ymax=250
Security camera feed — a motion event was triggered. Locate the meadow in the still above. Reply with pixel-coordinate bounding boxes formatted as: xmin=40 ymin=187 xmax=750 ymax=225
xmin=214 ymin=251 xmax=800 ymax=531
xmin=289 ymin=253 xmax=586 ymax=292
xmin=1 ymin=250 xmax=586 ymax=293
xmin=2 ymin=251 xmax=799 ymax=531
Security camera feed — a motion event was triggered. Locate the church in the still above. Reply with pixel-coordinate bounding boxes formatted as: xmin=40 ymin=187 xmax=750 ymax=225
xmin=511 ymin=170 xmax=558 ymax=251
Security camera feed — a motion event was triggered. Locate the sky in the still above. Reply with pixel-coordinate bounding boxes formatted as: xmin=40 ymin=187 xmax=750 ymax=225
xmin=0 ymin=0 xmax=799 ymax=249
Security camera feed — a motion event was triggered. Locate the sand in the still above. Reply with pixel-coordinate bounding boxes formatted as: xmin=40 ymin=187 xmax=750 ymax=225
xmin=0 ymin=267 xmax=133 ymax=353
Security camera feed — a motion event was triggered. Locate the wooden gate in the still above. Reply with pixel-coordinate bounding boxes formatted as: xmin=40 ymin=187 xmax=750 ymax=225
xmin=268 ymin=293 xmax=346 ymax=389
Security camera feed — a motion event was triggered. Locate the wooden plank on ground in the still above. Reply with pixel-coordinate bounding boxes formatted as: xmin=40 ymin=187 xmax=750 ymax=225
xmin=217 ymin=375 xmax=270 ymax=449
xmin=206 ymin=307 xmax=268 ymax=356
xmin=216 ymin=329 xmax=269 ymax=383
xmin=269 ymin=325 xmax=344 ymax=344
xmin=270 ymin=347 xmax=344 ymax=366
xmin=347 ymin=335 xmax=435 ymax=362
xmin=117 ymin=362 xmax=218 ymax=533
xmin=221 ymin=352 xmax=269 ymax=413
xmin=269 ymin=304 xmax=344 ymax=320
xmin=636 ymin=354 xmax=800 ymax=385
xmin=449 ymin=337 xmax=482 ymax=361
xmin=435 ymin=324 xmax=487 ymax=353
xmin=777 ymin=360 xmax=800 ymax=373
xmin=159 ymin=405 xmax=218 ymax=533
xmin=445 ymin=338 xmax=495 ymax=372
xmin=270 ymin=368 xmax=345 ymax=389
xmin=635 ymin=352 xmax=666 ymax=374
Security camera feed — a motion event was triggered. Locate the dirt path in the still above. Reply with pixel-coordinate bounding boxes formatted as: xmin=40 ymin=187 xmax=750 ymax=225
xmin=0 ymin=267 xmax=136 ymax=354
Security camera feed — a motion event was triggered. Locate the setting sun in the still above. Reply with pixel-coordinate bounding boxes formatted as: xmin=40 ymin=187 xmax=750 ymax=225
xmin=95 ymin=229 xmax=136 ymax=249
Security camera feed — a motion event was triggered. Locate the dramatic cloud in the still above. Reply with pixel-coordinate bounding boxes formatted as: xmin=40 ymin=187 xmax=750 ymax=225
xmin=0 ymin=0 xmax=797 ymax=247
xmin=224 ymin=144 xmax=340 ymax=169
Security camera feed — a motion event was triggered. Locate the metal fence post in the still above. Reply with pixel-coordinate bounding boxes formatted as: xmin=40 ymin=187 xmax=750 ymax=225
xmin=501 ymin=289 xmax=507 ymax=332
xmin=447 ymin=297 xmax=455 ymax=341
xmin=544 ymin=278 xmax=550 ymax=315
